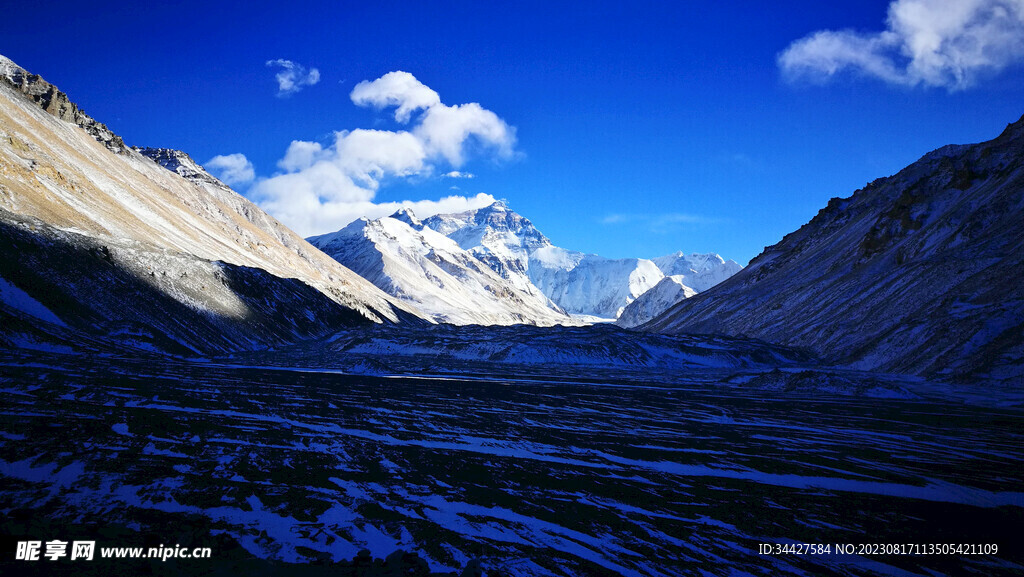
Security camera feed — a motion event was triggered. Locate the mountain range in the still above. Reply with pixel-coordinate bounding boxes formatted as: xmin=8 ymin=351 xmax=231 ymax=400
xmin=311 ymin=199 xmax=742 ymax=324
xmin=422 ymin=202 xmax=741 ymax=320
xmin=0 ymin=51 xmax=740 ymax=352
xmin=1 ymin=50 xmax=1021 ymax=387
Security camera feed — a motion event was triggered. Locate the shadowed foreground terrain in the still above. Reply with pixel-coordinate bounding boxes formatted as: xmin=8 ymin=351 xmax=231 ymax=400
xmin=1 ymin=350 xmax=1021 ymax=576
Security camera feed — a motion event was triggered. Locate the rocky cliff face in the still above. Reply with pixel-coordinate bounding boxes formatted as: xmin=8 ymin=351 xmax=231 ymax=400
xmin=644 ymin=115 xmax=1024 ymax=385
xmin=0 ymin=55 xmax=126 ymax=153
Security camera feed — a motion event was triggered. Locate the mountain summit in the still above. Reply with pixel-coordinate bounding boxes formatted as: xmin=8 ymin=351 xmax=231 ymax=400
xmin=0 ymin=54 xmax=126 ymax=153
xmin=308 ymin=209 xmax=571 ymax=325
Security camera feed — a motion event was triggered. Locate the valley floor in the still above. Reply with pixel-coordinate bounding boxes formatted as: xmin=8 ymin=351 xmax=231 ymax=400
xmin=0 ymin=347 xmax=1022 ymax=577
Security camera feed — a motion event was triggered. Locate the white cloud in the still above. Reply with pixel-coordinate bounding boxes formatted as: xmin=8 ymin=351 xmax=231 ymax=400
xmin=205 ymin=153 xmax=255 ymax=186
xmin=415 ymin=102 xmax=516 ymax=166
xmin=266 ymin=59 xmax=321 ymax=96
xmin=350 ymin=71 xmax=441 ymax=123
xmin=600 ymin=213 xmax=630 ymax=224
xmin=247 ymin=71 xmax=517 ymax=236
xmin=332 ymin=129 xmax=427 ymax=184
xmin=779 ymin=0 xmax=1024 ymax=90
xmin=350 ymin=71 xmax=516 ymax=167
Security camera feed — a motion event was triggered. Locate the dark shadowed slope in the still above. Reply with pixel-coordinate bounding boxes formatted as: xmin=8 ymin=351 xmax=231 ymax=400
xmin=0 ymin=210 xmax=378 ymax=356
xmin=644 ymin=115 xmax=1024 ymax=385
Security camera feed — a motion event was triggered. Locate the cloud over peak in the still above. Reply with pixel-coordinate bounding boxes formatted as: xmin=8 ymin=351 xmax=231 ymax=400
xmin=350 ymin=71 xmax=441 ymax=123
xmin=246 ymin=71 xmax=518 ymax=236
xmin=349 ymin=71 xmax=516 ymax=167
xmin=266 ymin=59 xmax=321 ymax=96
xmin=779 ymin=0 xmax=1024 ymax=90
xmin=415 ymin=102 xmax=516 ymax=167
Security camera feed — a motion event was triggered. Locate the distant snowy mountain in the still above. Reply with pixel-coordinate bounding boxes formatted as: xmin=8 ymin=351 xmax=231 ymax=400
xmin=423 ymin=201 xmax=741 ymax=319
xmin=0 ymin=54 xmax=422 ymax=354
xmin=607 ymin=252 xmax=745 ymax=325
xmin=644 ymin=114 xmax=1024 ymax=384
xmin=308 ymin=209 xmax=572 ymax=325
xmin=651 ymin=251 xmax=743 ymax=292
xmin=616 ymin=275 xmax=697 ymax=329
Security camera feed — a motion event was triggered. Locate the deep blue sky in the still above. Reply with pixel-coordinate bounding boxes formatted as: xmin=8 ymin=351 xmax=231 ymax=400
xmin=2 ymin=1 xmax=1022 ymax=263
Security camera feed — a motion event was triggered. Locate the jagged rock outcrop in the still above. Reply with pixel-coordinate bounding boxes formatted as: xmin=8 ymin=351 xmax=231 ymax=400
xmin=134 ymin=146 xmax=222 ymax=185
xmin=0 ymin=55 xmax=126 ymax=153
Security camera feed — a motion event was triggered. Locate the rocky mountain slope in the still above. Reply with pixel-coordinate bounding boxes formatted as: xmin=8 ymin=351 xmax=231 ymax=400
xmin=0 ymin=54 xmax=422 ymax=354
xmin=644 ymin=115 xmax=1024 ymax=384
xmin=308 ymin=209 xmax=572 ymax=325
xmin=422 ymin=201 xmax=740 ymax=320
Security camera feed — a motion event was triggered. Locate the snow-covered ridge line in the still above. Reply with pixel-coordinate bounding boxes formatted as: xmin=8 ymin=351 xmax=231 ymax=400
xmin=420 ymin=201 xmax=742 ymax=320
xmin=310 ymin=201 xmax=742 ymax=325
xmin=617 ymin=275 xmax=698 ymax=329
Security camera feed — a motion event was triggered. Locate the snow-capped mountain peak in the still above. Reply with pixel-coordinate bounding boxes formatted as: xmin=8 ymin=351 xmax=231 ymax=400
xmin=424 ymin=201 xmax=550 ymax=253
xmin=309 ymin=212 xmax=573 ymax=326
xmin=388 ymin=207 xmax=423 ymax=229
